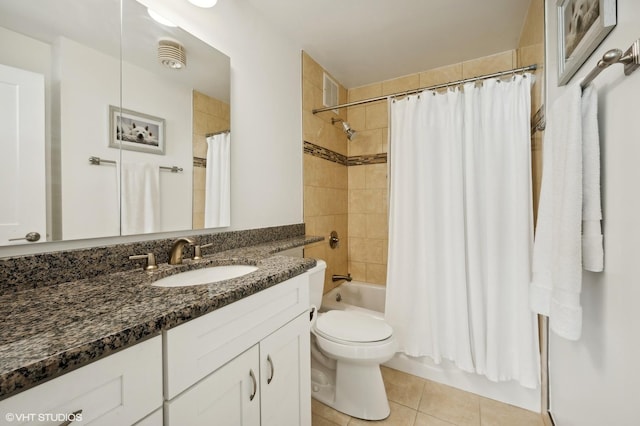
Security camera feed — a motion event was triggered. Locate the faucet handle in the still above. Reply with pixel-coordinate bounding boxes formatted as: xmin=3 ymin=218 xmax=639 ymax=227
xmin=193 ymin=243 xmax=214 ymax=260
xmin=129 ymin=253 xmax=158 ymax=271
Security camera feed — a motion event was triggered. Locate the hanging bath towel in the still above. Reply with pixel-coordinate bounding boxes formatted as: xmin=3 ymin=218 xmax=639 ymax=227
xmin=530 ymin=83 xmax=603 ymax=341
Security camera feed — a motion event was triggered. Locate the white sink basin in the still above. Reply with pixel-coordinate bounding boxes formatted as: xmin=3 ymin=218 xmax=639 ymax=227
xmin=152 ymin=265 xmax=258 ymax=288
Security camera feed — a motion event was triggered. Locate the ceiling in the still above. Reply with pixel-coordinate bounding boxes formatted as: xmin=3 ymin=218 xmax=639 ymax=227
xmin=246 ymin=0 xmax=532 ymax=88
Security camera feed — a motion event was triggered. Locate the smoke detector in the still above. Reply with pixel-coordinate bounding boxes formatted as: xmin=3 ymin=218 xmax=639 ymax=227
xmin=158 ymin=40 xmax=186 ymax=69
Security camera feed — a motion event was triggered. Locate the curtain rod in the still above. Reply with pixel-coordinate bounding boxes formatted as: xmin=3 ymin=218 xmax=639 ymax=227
xmin=206 ymin=129 xmax=230 ymax=137
xmin=312 ymin=64 xmax=537 ymax=114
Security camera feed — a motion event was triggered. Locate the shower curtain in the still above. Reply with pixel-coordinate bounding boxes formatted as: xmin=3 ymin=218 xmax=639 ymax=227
xmin=385 ymin=75 xmax=540 ymax=388
xmin=204 ymin=132 xmax=230 ymax=228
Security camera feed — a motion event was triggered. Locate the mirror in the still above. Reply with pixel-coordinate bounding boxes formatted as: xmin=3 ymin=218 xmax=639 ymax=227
xmin=0 ymin=0 xmax=230 ymax=247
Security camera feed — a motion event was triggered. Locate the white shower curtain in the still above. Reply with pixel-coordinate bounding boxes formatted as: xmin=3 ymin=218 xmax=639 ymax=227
xmin=204 ymin=132 xmax=230 ymax=228
xmin=385 ymin=75 xmax=540 ymax=388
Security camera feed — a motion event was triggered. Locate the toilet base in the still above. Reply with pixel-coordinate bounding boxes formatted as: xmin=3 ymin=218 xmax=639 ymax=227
xmin=311 ymin=360 xmax=390 ymax=421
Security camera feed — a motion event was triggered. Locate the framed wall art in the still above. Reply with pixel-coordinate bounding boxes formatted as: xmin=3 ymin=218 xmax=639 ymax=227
xmin=557 ymin=0 xmax=617 ymax=85
xmin=109 ymin=105 xmax=166 ymax=155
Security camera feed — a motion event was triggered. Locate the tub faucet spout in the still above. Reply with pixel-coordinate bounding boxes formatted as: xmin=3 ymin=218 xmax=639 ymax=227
xmin=332 ymin=274 xmax=352 ymax=282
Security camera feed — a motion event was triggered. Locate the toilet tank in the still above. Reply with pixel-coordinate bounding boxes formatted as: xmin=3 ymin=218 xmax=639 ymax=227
xmin=307 ymin=259 xmax=327 ymax=307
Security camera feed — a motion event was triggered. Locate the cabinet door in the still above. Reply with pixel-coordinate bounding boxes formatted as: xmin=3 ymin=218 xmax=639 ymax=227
xmin=260 ymin=313 xmax=311 ymax=426
xmin=164 ymin=345 xmax=260 ymax=426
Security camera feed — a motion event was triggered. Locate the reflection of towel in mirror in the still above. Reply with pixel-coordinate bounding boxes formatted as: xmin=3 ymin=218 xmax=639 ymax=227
xmin=119 ymin=162 xmax=160 ymax=235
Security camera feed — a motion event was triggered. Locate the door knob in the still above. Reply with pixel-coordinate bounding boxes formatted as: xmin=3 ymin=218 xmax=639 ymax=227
xmin=8 ymin=232 xmax=41 ymax=242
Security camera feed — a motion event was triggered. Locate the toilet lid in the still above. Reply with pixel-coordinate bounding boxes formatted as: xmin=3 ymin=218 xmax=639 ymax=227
xmin=315 ymin=310 xmax=393 ymax=343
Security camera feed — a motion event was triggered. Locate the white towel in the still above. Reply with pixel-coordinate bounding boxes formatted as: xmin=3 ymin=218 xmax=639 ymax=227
xmin=119 ymin=162 xmax=160 ymax=235
xmin=530 ymin=84 xmax=584 ymax=340
xmin=581 ymin=85 xmax=604 ymax=272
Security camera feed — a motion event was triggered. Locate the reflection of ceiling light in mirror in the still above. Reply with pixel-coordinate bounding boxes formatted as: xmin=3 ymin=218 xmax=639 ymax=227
xmin=187 ymin=0 xmax=218 ymax=8
xmin=158 ymin=40 xmax=187 ymax=70
xmin=147 ymin=8 xmax=177 ymax=27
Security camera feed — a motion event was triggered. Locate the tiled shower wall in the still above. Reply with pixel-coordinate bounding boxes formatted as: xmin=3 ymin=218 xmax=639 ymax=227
xmin=304 ymin=7 xmax=544 ymax=288
xmin=302 ymin=53 xmax=350 ymax=294
xmin=517 ymin=0 xmax=545 ymax=225
xmin=192 ymin=90 xmax=230 ymax=229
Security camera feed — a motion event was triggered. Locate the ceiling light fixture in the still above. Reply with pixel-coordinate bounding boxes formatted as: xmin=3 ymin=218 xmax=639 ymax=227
xmin=187 ymin=0 xmax=218 ymax=8
xmin=147 ymin=8 xmax=177 ymax=27
xmin=158 ymin=40 xmax=187 ymax=70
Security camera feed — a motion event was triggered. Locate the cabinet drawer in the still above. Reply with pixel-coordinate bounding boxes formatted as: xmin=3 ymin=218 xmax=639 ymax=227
xmin=0 ymin=336 xmax=162 ymax=426
xmin=164 ymin=274 xmax=309 ymax=399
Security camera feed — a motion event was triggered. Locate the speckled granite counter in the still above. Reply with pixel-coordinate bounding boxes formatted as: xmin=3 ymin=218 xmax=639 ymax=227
xmin=0 ymin=235 xmax=322 ymax=400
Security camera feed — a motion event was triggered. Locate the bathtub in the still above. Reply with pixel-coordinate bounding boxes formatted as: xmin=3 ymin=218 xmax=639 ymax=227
xmin=321 ymin=280 xmax=385 ymax=318
xmin=321 ymin=280 xmax=541 ymax=412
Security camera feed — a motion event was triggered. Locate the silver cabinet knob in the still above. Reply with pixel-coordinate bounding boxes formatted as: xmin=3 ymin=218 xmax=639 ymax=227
xmin=8 ymin=232 xmax=41 ymax=242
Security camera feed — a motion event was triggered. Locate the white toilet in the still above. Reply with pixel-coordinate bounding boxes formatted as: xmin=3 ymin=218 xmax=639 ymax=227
xmin=307 ymin=259 xmax=397 ymax=420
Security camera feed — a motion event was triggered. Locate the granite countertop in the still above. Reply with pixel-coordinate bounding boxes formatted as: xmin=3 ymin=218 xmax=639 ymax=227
xmin=0 ymin=235 xmax=322 ymax=400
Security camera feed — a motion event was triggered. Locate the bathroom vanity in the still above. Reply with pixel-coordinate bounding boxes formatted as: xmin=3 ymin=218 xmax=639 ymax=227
xmin=0 ymin=230 xmax=321 ymax=425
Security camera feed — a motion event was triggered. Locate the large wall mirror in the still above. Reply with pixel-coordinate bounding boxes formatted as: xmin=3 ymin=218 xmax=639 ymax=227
xmin=0 ymin=0 xmax=230 ymax=248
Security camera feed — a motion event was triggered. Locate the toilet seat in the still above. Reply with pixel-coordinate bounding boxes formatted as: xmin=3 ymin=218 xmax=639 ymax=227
xmin=314 ymin=310 xmax=393 ymax=344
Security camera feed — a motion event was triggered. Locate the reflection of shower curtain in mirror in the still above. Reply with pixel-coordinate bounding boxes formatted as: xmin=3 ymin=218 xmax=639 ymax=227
xmin=205 ymin=132 xmax=230 ymax=228
xmin=385 ymin=75 xmax=540 ymax=389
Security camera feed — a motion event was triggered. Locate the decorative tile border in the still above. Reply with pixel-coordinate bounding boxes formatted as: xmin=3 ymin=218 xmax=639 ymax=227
xmin=304 ymin=141 xmax=348 ymax=166
xmin=193 ymin=157 xmax=207 ymax=168
xmin=348 ymin=153 xmax=388 ymax=166
xmin=304 ymin=141 xmax=387 ymax=166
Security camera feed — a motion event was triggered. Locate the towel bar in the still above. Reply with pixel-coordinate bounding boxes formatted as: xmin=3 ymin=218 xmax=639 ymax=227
xmin=580 ymin=39 xmax=640 ymax=89
xmin=88 ymin=156 xmax=183 ymax=173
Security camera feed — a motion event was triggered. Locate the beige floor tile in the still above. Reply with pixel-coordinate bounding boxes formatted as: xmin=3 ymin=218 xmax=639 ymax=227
xmin=479 ymin=397 xmax=543 ymax=426
xmin=415 ymin=413 xmax=457 ymax=426
xmin=313 ymin=413 xmax=344 ymax=426
xmin=348 ymin=401 xmax=417 ymax=426
xmin=381 ymin=366 xmax=426 ymax=410
xmin=419 ymin=380 xmax=480 ymax=426
xmin=312 ymin=399 xmax=351 ymax=426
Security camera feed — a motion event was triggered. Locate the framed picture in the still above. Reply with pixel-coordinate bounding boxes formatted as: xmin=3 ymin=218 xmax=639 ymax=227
xmin=109 ymin=105 xmax=165 ymax=155
xmin=557 ymin=0 xmax=616 ymax=86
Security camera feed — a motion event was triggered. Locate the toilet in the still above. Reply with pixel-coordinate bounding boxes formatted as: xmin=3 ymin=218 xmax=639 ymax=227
xmin=307 ymin=259 xmax=397 ymax=420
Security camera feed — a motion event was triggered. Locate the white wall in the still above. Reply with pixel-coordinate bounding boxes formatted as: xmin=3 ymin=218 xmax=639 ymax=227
xmin=545 ymin=1 xmax=640 ymax=424
xmin=57 ymin=37 xmax=120 ymax=240
xmin=58 ymin=37 xmax=193 ymax=240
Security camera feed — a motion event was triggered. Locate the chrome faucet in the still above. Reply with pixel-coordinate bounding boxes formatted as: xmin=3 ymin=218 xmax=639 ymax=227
xmin=332 ymin=274 xmax=352 ymax=282
xmin=169 ymin=237 xmax=196 ymax=265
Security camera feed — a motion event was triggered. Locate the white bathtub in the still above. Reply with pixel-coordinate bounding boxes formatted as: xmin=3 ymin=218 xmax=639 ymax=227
xmin=322 ymin=280 xmax=385 ymax=318
xmin=321 ymin=280 xmax=541 ymax=412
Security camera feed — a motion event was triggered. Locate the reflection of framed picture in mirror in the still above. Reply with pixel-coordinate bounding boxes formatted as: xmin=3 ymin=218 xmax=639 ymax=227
xmin=557 ymin=0 xmax=616 ymax=86
xmin=109 ymin=105 xmax=166 ymax=155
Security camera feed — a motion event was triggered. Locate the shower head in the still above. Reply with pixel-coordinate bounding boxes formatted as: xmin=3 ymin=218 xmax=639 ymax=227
xmin=342 ymin=122 xmax=357 ymax=140
xmin=331 ymin=118 xmax=357 ymax=140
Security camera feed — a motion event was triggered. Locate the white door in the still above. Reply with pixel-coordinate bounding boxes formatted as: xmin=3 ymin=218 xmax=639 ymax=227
xmin=0 ymin=63 xmax=46 ymax=246
xmin=260 ymin=313 xmax=311 ymax=426
xmin=164 ymin=345 xmax=261 ymax=426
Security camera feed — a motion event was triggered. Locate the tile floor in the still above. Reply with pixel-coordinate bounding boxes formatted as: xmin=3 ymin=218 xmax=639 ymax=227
xmin=311 ymin=366 xmax=544 ymax=426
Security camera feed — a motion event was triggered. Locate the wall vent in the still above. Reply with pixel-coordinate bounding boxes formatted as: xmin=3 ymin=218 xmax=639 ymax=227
xmin=323 ymin=73 xmax=339 ymax=114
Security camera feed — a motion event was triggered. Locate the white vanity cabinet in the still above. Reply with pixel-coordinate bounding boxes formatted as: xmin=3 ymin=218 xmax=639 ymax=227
xmin=163 ymin=274 xmax=311 ymax=426
xmin=165 ymin=345 xmax=261 ymax=425
xmin=0 ymin=336 xmax=163 ymax=426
